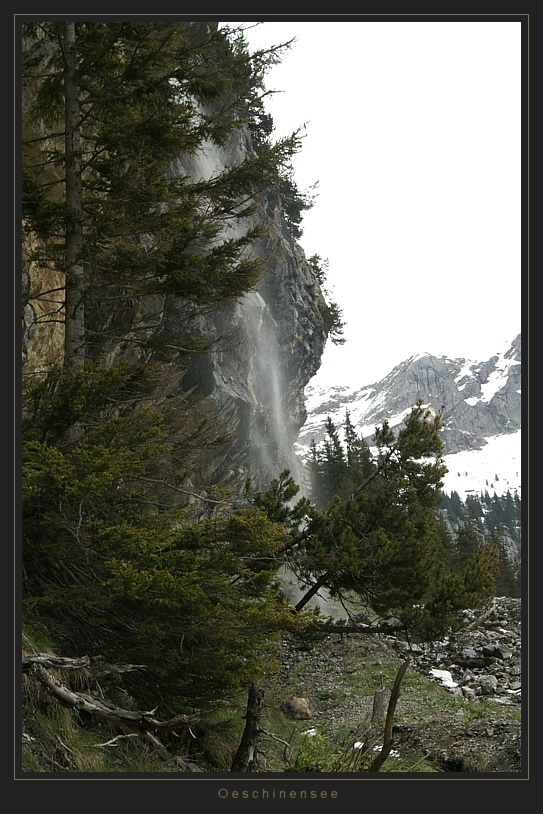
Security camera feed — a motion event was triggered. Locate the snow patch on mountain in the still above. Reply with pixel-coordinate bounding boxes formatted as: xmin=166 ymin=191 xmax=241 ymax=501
xmin=296 ymin=336 xmax=522 ymax=502
xmin=441 ymin=430 xmax=521 ymax=501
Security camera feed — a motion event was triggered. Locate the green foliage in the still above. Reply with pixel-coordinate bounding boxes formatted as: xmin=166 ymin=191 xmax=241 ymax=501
xmin=277 ymin=174 xmax=318 ymax=239
xmin=21 ymin=363 xmax=314 ymax=715
xmin=22 ymin=21 xmax=312 ymax=365
xmin=100 ymin=508 xmax=303 ymax=712
xmin=493 ymin=530 xmax=521 ymax=597
xmin=20 ymin=20 xmax=512 ymax=748
xmin=293 ymin=731 xmax=341 ymax=772
xmin=21 ymin=19 xmax=332 ymax=723
xmin=440 ymin=490 xmax=521 ymax=598
xmin=451 ymin=512 xmax=485 ymax=568
xmin=22 ymin=360 xmax=162 ymax=445
xmin=252 ymin=469 xmax=313 ymax=534
xmin=462 ymin=540 xmax=499 ymax=605
xmin=308 ymin=255 xmax=346 ymax=345
xmin=300 ymin=402 xmax=495 ymax=634
xmin=309 ymin=410 xmax=374 ymax=508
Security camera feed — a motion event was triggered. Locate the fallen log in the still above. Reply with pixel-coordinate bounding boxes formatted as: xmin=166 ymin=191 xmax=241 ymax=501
xmin=22 ymin=653 xmax=146 ymax=678
xmin=23 ymin=655 xmax=199 ymax=734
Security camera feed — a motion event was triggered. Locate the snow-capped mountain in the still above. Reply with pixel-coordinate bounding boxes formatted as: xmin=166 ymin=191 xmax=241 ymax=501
xmin=296 ymin=335 xmax=522 ymax=501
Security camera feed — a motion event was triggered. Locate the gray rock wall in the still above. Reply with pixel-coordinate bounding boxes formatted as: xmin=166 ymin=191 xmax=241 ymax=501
xmin=23 ymin=122 xmax=328 ymax=494
xmin=158 ymin=130 xmax=328 ymax=490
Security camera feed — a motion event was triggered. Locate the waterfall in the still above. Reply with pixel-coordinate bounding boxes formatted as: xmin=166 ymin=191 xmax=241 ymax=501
xmin=173 ymin=130 xmax=342 ymax=616
xmin=240 ymin=291 xmax=305 ymax=487
xmin=239 ymin=293 xmax=346 ymax=618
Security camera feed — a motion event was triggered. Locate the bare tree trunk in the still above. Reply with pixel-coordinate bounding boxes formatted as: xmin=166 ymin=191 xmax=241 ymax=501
xmin=368 ymin=658 xmax=410 ymax=772
xmin=63 ymin=21 xmax=85 ymax=370
xmin=354 ymin=686 xmax=387 ymax=761
xmin=230 ymin=682 xmax=264 ymax=772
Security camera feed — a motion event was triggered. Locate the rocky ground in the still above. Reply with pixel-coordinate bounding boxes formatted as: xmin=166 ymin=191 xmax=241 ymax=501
xmin=273 ymin=597 xmax=523 ymax=774
xmin=20 ymin=598 xmax=523 ymax=775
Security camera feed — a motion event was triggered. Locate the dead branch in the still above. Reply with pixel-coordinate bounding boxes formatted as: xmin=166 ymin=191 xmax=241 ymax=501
xmin=26 ymin=662 xmax=200 ymax=734
xmin=91 ymin=733 xmax=139 ymax=747
xmin=22 ymin=654 xmax=92 ymax=672
xmin=258 ymin=728 xmax=292 ymax=751
xmin=144 ymin=731 xmax=170 ymax=756
xmin=465 ymin=598 xmax=497 ymax=631
xmin=22 ymin=653 xmax=147 ymax=679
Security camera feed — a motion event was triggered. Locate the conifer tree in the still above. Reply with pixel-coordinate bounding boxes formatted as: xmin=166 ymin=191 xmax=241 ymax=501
xmin=21 ymin=363 xmax=315 ymax=713
xmin=452 ymin=510 xmax=485 ymax=568
xmin=308 ymin=411 xmax=374 ymax=510
xmin=22 ymin=21 xmax=304 ymax=368
xmin=20 ymin=20 xmax=319 ymax=716
xmin=492 ymin=528 xmax=521 ymax=598
xmin=284 ymin=402 xmax=497 ymax=633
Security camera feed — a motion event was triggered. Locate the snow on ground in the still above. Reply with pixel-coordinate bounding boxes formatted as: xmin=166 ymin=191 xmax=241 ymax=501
xmin=440 ymin=430 xmax=521 ymax=500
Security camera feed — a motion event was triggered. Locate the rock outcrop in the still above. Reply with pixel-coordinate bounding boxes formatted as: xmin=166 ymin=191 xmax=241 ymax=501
xmin=22 ymin=125 xmax=328 ymax=494
xmin=164 ymin=139 xmax=327 ymax=489
xmin=393 ymin=596 xmax=522 ymax=705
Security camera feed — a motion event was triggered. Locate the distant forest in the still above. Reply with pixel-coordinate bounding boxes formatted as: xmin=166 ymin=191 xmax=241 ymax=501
xmin=439 ymin=489 xmax=521 ymax=598
xmin=441 ymin=489 xmax=521 ymax=550
xmin=307 ymin=412 xmax=522 ymax=600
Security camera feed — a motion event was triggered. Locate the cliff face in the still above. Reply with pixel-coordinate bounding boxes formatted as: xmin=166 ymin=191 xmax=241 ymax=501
xmin=157 ymin=127 xmax=327 ymax=490
xmin=23 ymin=123 xmax=328 ymax=493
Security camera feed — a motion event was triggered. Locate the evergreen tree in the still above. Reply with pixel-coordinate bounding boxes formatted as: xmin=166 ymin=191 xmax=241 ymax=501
xmin=462 ymin=539 xmax=500 ymax=605
xmin=20 ymin=21 xmax=321 ymax=717
xmin=307 ymin=254 xmax=346 ymax=345
xmin=320 ymin=416 xmax=348 ymax=500
xmin=441 ymin=490 xmax=464 ymax=523
xmin=306 ymin=438 xmax=323 ymax=507
xmin=21 ymin=364 xmax=313 ymax=714
xmin=22 ymin=21 xmax=305 ymax=368
xmin=451 ymin=509 xmax=485 ymax=570
xmin=252 ymin=468 xmax=312 ymax=533
xmin=492 ymin=528 xmax=521 ymax=598
xmin=342 ymin=410 xmax=374 ymax=493
xmin=465 ymin=494 xmax=484 ymax=519
xmin=308 ymin=411 xmax=374 ymax=510
xmin=439 ymin=487 xmax=521 ymax=599
xmin=285 ymin=402 xmax=489 ymax=631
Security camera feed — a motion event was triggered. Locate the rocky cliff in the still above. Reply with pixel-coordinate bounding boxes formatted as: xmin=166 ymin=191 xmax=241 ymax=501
xmin=164 ymin=130 xmax=327 ymax=489
xmin=22 ymin=125 xmax=328 ymax=495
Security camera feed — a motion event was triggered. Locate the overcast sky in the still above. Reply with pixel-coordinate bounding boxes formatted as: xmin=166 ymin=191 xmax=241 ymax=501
xmin=237 ymin=20 xmax=523 ymax=387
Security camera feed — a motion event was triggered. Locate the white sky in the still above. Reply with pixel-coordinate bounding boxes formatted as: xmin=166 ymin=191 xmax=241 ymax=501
xmin=238 ymin=20 xmax=523 ymax=387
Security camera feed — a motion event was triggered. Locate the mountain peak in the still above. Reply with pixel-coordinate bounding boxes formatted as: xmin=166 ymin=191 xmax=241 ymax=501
xmin=298 ymin=336 xmax=521 ymax=501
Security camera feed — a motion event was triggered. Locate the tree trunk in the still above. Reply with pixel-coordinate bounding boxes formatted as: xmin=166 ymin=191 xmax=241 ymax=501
xmin=294 ymin=571 xmax=331 ymax=612
xmin=368 ymin=658 xmax=410 ymax=772
xmin=63 ymin=22 xmax=85 ymax=369
xmin=230 ymin=682 xmax=264 ymax=772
